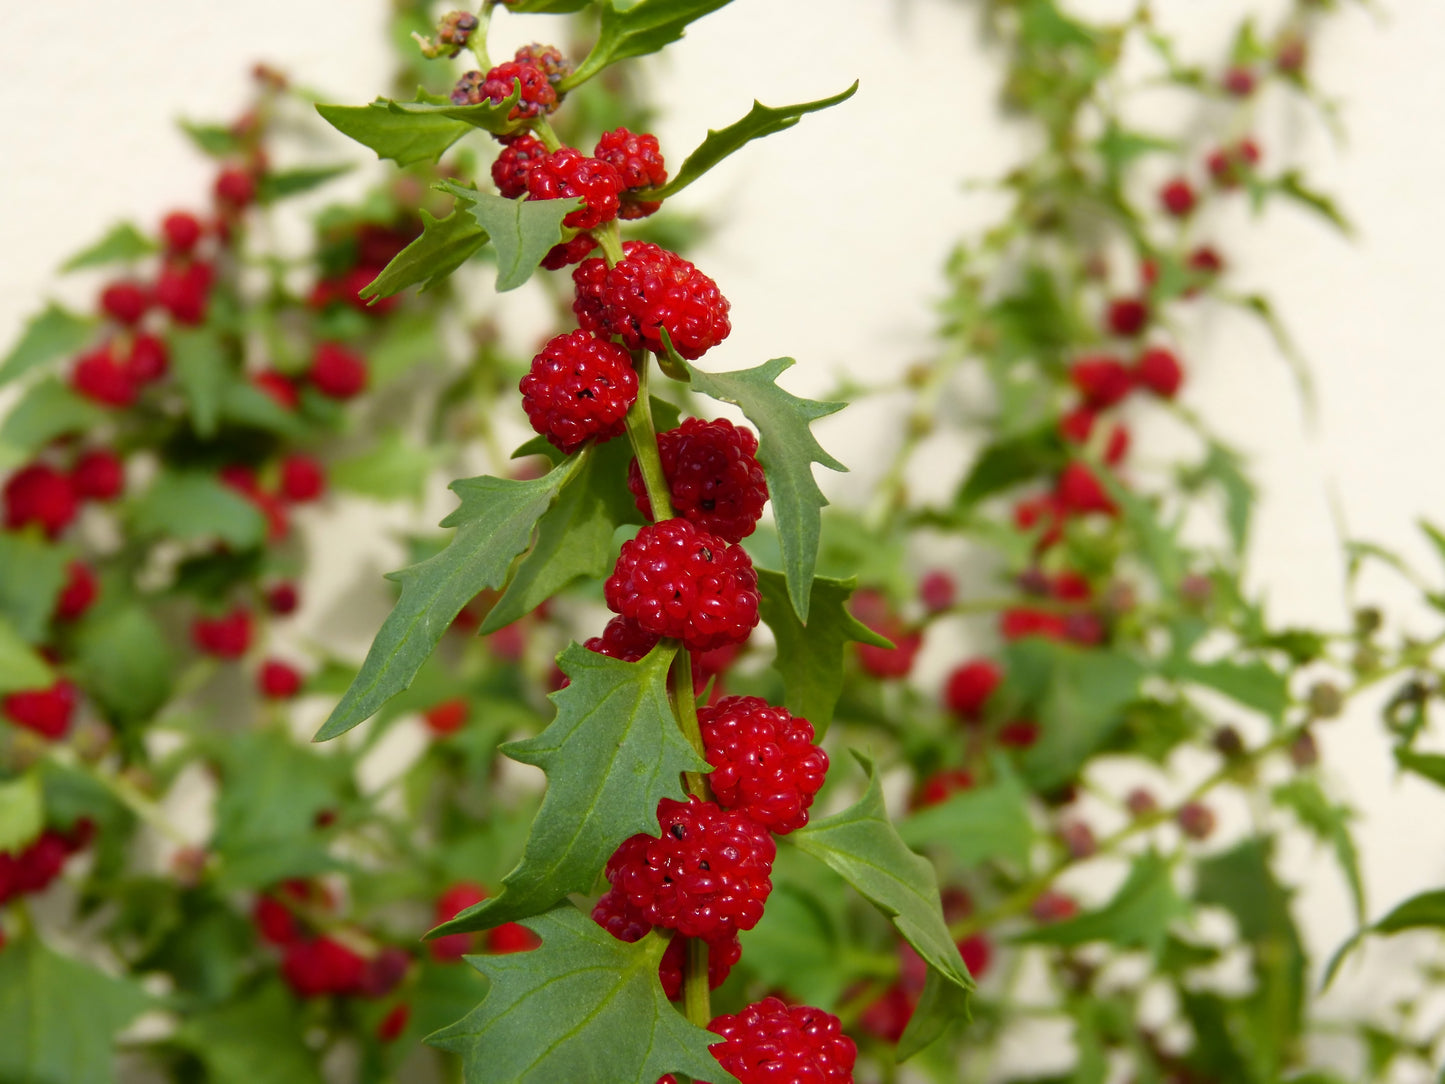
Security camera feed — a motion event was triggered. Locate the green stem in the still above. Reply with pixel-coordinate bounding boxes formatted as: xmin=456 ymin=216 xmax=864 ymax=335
xmin=682 ymin=936 xmax=711 ymax=1028
xmin=595 ymin=220 xmax=625 ymax=266
xmin=623 ymin=355 xmax=674 ymax=522
xmin=671 ymin=649 xmax=709 ymax=799
xmin=468 ymin=1 xmax=495 ymax=73
xmin=532 ymin=115 xmax=563 ymax=153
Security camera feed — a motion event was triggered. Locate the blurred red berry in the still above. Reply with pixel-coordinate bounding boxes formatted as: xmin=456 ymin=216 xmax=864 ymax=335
xmin=192 ymin=608 xmax=252 ymax=659
xmin=71 ymin=448 xmax=125 ymax=502
xmin=1159 ymin=177 xmax=1197 ymax=217
xmin=279 ymin=455 xmax=326 ymax=503
xmin=1056 ymin=462 xmax=1117 ymax=517
xmin=5 ymin=464 xmax=78 ymax=537
xmin=99 ymin=281 xmax=149 ymax=325
xmin=215 ymin=167 xmax=257 ymax=208
xmin=71 ymin=348 xmax=137 ymax=407
xmin=851 ymin=590 xmax=922 ymax=679
xmin=122 ymin=333 xmax=170 ymax=384
xmin=162 ymin=211 xmax=204 ymax=253
xmin=310 ymin=342 xmax=369 ymax=399
xmin=1069 ymin=356 xmax=1133 ymax=409
xmin=959 ymin=934 xmax=991 ymax=979
xmin=1223 ymin=66 xmax=1257 ymax=96
xmin=914 ymin=768 xmax=975 ymax=808
xmin=423 ymin=698 xmax=468 ymax=736
xmin=998 ymin=719 xmax=1041 ymax=748
xmin=55 ymin=561 xmax=99 ymax=622
xmin=944 ymin=659 xmax=1002 ymax=721
xmin=1135 ymin=347 xmax=1184 ymax=398
xmin=1030 ymin=890 xmax=1079 ymax=924
xmin=1105 ymin=297 xmax=1149 ymax=337
xmin=918 ymin=570 xmax=956 ymax=613
xmin=253 ymin=371 xmax=299 ymax=411
xmin=258 ymin=659 xmax=303 ymax=699
xmin=266 ymin=582 xmax=300 ymax=615
xmin=377 ymin=1003 xmax=410 ymax=1042
xmin=431 ymin=882 xmax=487 ymax=962
xmin=253 ymin=894 xmax=299 ymax=945
xmin=1177 ymin=801 xmax=1217 ymax=841
xmin=3 ymin=681 xmax=79 ymax=740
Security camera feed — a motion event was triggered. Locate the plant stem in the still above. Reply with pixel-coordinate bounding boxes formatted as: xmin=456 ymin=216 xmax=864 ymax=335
xmin=532 ymin=115 xmax=563 ymax=153
xmin=683 ymin=935 xmax=712 ymax=1028
xmin=595 ymin=220 xmax=625 ymax=266
xmin=468 ymin=1 xmax=495 ymax=73
xmin=671 ymin=649 xmax=709 ymax=800
xmin=623 ymin=354 xmax=674 ymax=522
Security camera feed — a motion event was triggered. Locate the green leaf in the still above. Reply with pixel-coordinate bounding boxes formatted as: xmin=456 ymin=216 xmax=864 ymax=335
xmin=173 ymin=982 xmax=324 ymax=1084
xmin=361 ymin=208 xmax=488 ymax=299
xmin=899 ymin=768 xmax=1035 ymax=870
xmin=218 ymin=381 xmax=310 ymax=439
xmin=683 ymin=355 xmax=846 ymax=622
xmin=0 ymin=533 xmax=68 ymax=643
xmin=0 ymin=936 xmax=150 ymax=1084
xmin=755 ymin=568 xmax=886 ymax=732
xmin=329 ymin=430 xmax=444 ymax=501
xmin=256 ymin=164 xmax=352 ymax=203
xmin=170 ymin=327 xmax=229 ymax=437
xmin=316 ymin=460 xmax=578 ymax=742
xmin=739 ymin=848 xmax=853 ymax=1008
xmin=1162 ymin=655 xmax=1289 ymax=722
xmin=430 ymin=644 xmax=703 ymax=935
xmin=59 ymin=222 xmax=156 ymax=272
xmin=1019 ymin=852 xmax=1186 ymax=955
xmin=128 ymin=471 xmax=267 ymax=550
xmin=0 ymin=378 xmax=108 ymax=461
xmin=0 ymin=772 xmax=44 ymax=853
xmin=568 ymin=0 xmax=735 ymax=86
xmin=482 ymin=440 xmax=637 ymax=633
xmin=646 ymin=82 xmax=859 ymax=200
xmin=954 ymin=425 xmax=1065 ymax=508
xmin=369 ymin=307 xmax=446 ymax=386
xmin=179 ymin=119 xmax=243 ymax=157
xmin=316 ymin=97 xmax=473 ymax=166
xmin=1274 ymin=170 xmax=1353 ymax=235
xmin=72 ymin=606 xmax=174 ymax=727
xmin=790 ymin=752 xmax=972 ymax=1059
xmin=1272 ymin=778 xmax=1365 ymax=924
xmin=430 ymin=904 xmax=740 ymax=1084
xmin=1420 ymin=519 xmax=1445 ymax=582
xmin=1396 ymin=746 xmax=1445 ymax=789
xmin=0 ymin=304 xmax=95 ymax=387
xmin=1231 ymin=292 xmax=1316 ymax=422
xmin=1095 ymin=122 xmax=1178 ymax=180
xmin=387 ymin=84 xmax=523 ymax=134
xmin=0 ymin=616 xmax=54 ymax=693
xmin=441 ymin=184 xmax=578 ymax=292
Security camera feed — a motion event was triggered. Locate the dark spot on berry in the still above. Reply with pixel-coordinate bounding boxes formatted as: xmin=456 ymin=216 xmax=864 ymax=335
xmin=700 ymin=499 xmax=715 ymax=511
xmin=670 ymin=823 xmax=685 ymax=839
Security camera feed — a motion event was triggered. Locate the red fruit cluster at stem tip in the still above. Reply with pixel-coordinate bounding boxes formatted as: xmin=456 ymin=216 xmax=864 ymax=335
xmin=573 ymin=241 xmax=730 ymax=360
xmin=604 ymin=519 xmax=759 ymax=653
xmin=697 ymin=695 xmax=828 ymax=835
xmin=192 ymin=607 xmax=253 ymax=659
xmin=603 ymin=796 xmax=775 ymax=941
xmin=513 ymin=42 xmax=571 ymax=87
xmin=944 ymin=658 xmax=1002 ymax=721
xmin=453 ymin=61 xmax=557 ymax=122
xmin=595 ymin=127 xmax=668 ymax=219
xmin=3 ymin=680 xmax=80 ymax=740
xmin=1159 ymin=177 xmax=1197 ymax=217
xmin=525 ymin=148 xmax=622 ymax=230
xmin=279 ymin=454 xmax=326 ymax=503
xmin=4 ymin=463 xmax=77 ymax=537
xmin=519 ymin=330 xmax=638 ymax=454
xmin=627 ymin=417 xmax=769 ymax=542
xmin=706 ymin=997 xmax=857 ymax=1084
xmin=491 ymin=134 xmax=549 ymax=199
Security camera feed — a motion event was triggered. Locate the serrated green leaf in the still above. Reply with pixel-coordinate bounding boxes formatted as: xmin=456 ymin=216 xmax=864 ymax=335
xmin=899 ymin=768 xmax=1035 ymax=870
xmin=1163 ymin=654 xmax=1289 ymax=722
xmin=568 ymin=0 xmax=735 ymax=86
xmin=0 ymin=772 xmax=44 ymax=853
xmin=0 ymin=378 xmax=109 ymax=460
xmin=755 ymin=568 xmax=887 ymax=732
xmin=0 ymin=533 xmax=68 ymax=643
xmin=170 ymin=326 xmax=228 ymax=437
xmin=431 ymin=644 xmax=702 ymax=935
xmin=72 ymin=606 xmax=174 ymax=727
xmin=1275 ymin=170 xmax=1353 ymax=235
xmin=316 ymin=461 xmax=578 ymax=741
xmin=0 ymin=615 xmax=54 ymax=693
xmin=173 ymin=982 xmax=324 ymax=1084
xmin=0 ymin=936 xmax=150 ymax=1084
xmin=954 ymin=425 xmax=1066 ymax=508
xmin=682 ymin=355 xmax=845 ymax=622
xmin=430 ymin=904 xmax=740 ymax=1084
xmin=218 ymin=381 xmax=310 ymax=439
xmin=59 ymin=222 xmax=156 ymax=273
xmin=179 ymin=119 xmax=243 ymax=157
xmin=257 ymin=164 xmax=352 ymax=203
xmin=0 ymin=304 xmax=95 ymax=387
xmin=330 ymin=430 xmax=444 ymax=501
xmin=128 ymin=471 xmax=267 ymax=549
xmin=1095 ymin=123 xmax=1178 ymax=180
xmin=316 ymin=97 xmax=472 ymax=166
xmin=441 ymin=184 xmax=578 ymax=292
xmin=646 ymin=82 xmax=858 ymax=200
xmin=1272 ymin=778 xmax=1365 ymax=924
xmin=387 ymin=84 xmax=523 ymax=134
xmin=361 ymin=208 xmax=488 ymax=299
xmin=1019 ymin=852 xmax=1186 ymax=955
xmin=483 ymin=441 xmax=637 ymax=633
xmin=790 ymin=752 xmax=972 ymax=1058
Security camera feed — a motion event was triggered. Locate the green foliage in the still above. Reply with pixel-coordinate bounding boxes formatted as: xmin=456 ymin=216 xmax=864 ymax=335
xmin=1020 ymin=852 xmax=1187 ymax=955
xmin=0 ymin=532 xmax=68 ymax=643
xmin=568 ymin=0 xmax=737 ymax=87
xmin=431 ymin=644 xmax=703 ymax=935
xmin=899 ymin=767 xmax=1035 ymax=870
xmin=169 ymin=327 xmax=228 ymax=437
xmin=362 ymin=208 xmax=488 ymax=298
xmin=440 ymin=184 xmax=578 ymax=292
xmin=60 ymin=222 xmax=157 ymax=272
xmin=171 ymin=983 xmax=324 ymax=1084
xmin=0 ymin=615 xmax=54 ymax=693
xmin=0 ymin=772 xmax=44 ymax=852
xmin=256 ymin=164 xmax=353 ymax=203
xmin=128 ymin=471 xmax=268 ymax=549
xmin=0 ymin=378 xmax=108 ymax=462
xmin=0 ymin=304 xmax=95 ymax=387
xmin=72 ymin=606 xmax=174 ymax=728
xmin=683 ymin=354 xmax=846 ymax=622
xmin=1272 ymin=777 xmax=1365 ymax=923
xmin=316 ymin=93 xmax=481 ymax=166
xmin=954 ymin=425 xmax=1066 ymax=508
xmin=431 ymin=905 xmax=741 ymax=1084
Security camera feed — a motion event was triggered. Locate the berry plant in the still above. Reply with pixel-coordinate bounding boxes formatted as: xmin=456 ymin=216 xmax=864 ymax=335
xmin=2 ymin=1 xmax=1445 ymax=1083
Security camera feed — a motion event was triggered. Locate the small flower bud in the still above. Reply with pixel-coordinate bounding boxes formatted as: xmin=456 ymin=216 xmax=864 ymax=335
xmin=1289 ymin=729 xmax=1320 ymax=768
xmin=1177 ymin=801 xmax=1217 ymax=841
xmin=1307 ymin=681 xmax=1343 ymax=720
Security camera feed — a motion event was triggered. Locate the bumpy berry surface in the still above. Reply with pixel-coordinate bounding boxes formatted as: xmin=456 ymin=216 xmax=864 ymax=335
xmin=491 ymin=134 xmax=548 ymax=199
xmin=539 ymin=233 xmax=597 ymax=270
xmin=514 ymin=42 xmax=572 ymax=87
xmin=595 ymin=127 xmax=668 ymax=218
xmin=310 ymin=342 xmax=368 ymax=399
xmin=519 ymin=330 xmax=638 ymax=454
xmin=604 ymin=519 xmax=759 ymax=652
xmin=697 ymin=695 xmax=827 ymax=834
xmin=944 ymin=658 xmax=1002 ymax=721
xmin=4 ymin=463 xmax=78 ymax=537
xmin=591 ymin=886 xmax=653 ymax=943
xmin=628 ymin=418 xmax=768 ymax=543
xmin=455 ymin=61 xmax=557 ymax=122
xmin=603 ymin=796 xmax=775 ymax=940
xmin=583 ymin=615 xmax=660 ymax=663
xmin=572 ymin=242 xmax=730 ymax=360
xmin=524 ymin=148 xmax=622 ymax=230
xmin=707 ymin=997 xmax=857 ymax=1084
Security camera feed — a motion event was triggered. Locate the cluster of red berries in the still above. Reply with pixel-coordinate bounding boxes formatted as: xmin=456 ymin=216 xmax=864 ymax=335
xmin=4 ymin=447 xmax=125 ymax=539
xmin=429 ymin=881 xmax=539 ymax=961
xmin=657 ymin=996 xmax=857 ymax=1084
xmin=0 ymin=820 xmax=94 ymax=905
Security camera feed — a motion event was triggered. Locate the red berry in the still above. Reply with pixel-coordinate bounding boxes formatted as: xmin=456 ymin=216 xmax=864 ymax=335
xmin=519 ymin=330 xmax=637 ymax=454
xmin=604 ymin=520 xmax=759 ymax=653
xmin=945 ymin=659 xmax=1002 ymax=721
xmin=253 ymin=894 xmax=299 ymax=945
xmin=71 ymin=347 xmax=137 ymax=407
xmin=603 ymin=796 xmax=775 ymax=941
xmin=1206 ymin=139 xmax=1261 ymax=188
xmin=192 ymin=607 xmax=252 ymax=659
xmin=707 ymin=997 xmax=857 ymax=1084
xmin=487 ymin=921 xmax=541 ymax=954
xmin=539 ymin=233 xmax=598 ymax=270
xmin=99 ymin=281 xmax=149 ymax=326
xmin=1050 ymin=571 xmax=1092 ymax=601
xmin=1014 ymin=493 xmax=1065 ymax=550
xmin=153 ymin=262 xmax=211 ymax=324
xmin=215 ymin=167 xmax=257 ymax=208
xmin=1059 ymin=406 xmax=1096 ymax=445
xmin=70 ymin=448 xmax=125 ymax=502
xmin=1126 ymin=788 xmax=1159 ymax=817
xmin=15 ymin=831 xmax=71 ymax=894
xmin=1030 ymin=890 xmax=1079 ymax=924
xmin=1069 ymin=356 xmax=1132 ymax=409
xmin=279 ymin=455 xmax=326 ymax=503
xmin=453 ymin=61 xmax=557 ymax=122
xmin=1104 ymin=423 xmax=1130 ymax=466
xmin=958 ymin=934 xmax=992 ymax=979
xmin=849 ymin=589 xmax=922 ymax=679
xmin=1159 ymin=177 xmax=1197 ymax=217
xmin=628 ymin=418 xmax=768 ymax=543
xmin=1001 ymin=606 xmax=1067 ymax=642
xmin=697 ymin=695 xmax=828 ymax=835
xmin=657 ymin=931 xmax=741 ymax=1000
xmin=573 ymin=241 xmax=730 ymax=360
xmin=3 ymin=681 xmax=79 ymax=741
xmin=583 ymin=615 xmax=661 ymax=665
xmin=361 ymin=946 xmax=413 ymax=998
xmin=914 ymin=768 xmax=975 ymax=808
xmin=1060 ymin=819 xmax=1097 ymax=859
xmin=1177 ymin=801 xmax=1217 ymax=841
xmin=525 ymin=148 xmax=622 ymax=230
xmin=258 ymin=659 xmax=303 ymax=699
xmin=1105 ymin=297 xmax=1149 ymax=337
xmin=595 ymin=127 xmax=668 ymax=219
xmin=431 ymin=882 xmax=487 ymax=963
xmin=122 ymin=333 xmax=170 ymax=384
xmin=266 ymin=581 xmax=300 ymax=615
xmin=513 ymin=42 xmax=572 ymax=87
xmin=4 ymin=464 xmax=78 ymax=537
xmin=282 ymin=936 xmax=368 ymax=998
xmin=1056 ymin=462 xmax=1117 ymax=516
xmin=309 ymin=342 xmax=369 ymax=399
xmin=1187 ymin=244 xmax=1225 ymax=278
xmin=1223 ymin=66 xmax=1257 ymax=96
xmin=423 ymin=697 xmax=468 ymax=736
xmin=591 ymin=886 xmax=653 ymax=944
xmin=55 ymin=561 xmax=98 ymax=622
xmin=253 ymin=371 xmax=299 ymax=410
xmin=1277 ymin=35 xmax=1308 ymax=74
xmin=1135 ymin=347 xmax=1184 ymax=398
xmin=162 ymin=211 xmax=204 ymax=253
xmin=377 ymin=1003 xmax=411 ymax=1042
xmin=918 ymin=570 xmax=956 ymax=613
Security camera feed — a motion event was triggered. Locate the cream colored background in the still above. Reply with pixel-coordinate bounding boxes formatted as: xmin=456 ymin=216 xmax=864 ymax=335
xmin=3 ymin=0 xmax=1445 ymax=1078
